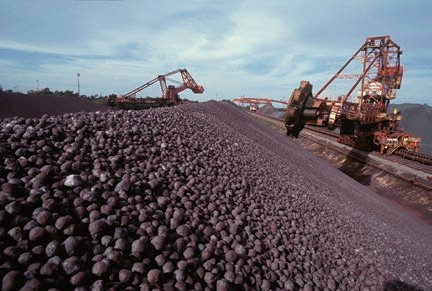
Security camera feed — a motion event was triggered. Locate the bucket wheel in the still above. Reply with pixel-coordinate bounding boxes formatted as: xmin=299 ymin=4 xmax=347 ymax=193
xmin=285 ymin=81 xmax=313 ymax=137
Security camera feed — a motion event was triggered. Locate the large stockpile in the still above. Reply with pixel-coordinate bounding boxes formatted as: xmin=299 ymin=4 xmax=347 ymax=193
xmin=258 ymin=103 xmax=285 ymax=119
xmin=0 ymin=101 xmax=430 ymax=290
xmin=0 ymin=92 xmax=111 ymax=119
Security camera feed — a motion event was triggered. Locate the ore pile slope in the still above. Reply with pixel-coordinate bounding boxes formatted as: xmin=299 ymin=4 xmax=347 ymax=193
xmin=0 ymin=101 xmax=430 ymax=290
xmin=212 ymin=102 xmax=432 ymax=281
xmin=0 ymin=92 xmax=111 ymax=119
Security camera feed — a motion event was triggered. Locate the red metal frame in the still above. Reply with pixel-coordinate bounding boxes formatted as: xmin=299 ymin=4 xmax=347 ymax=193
xmin=283 ymin=36 xmax=420 ymax=154
xmin=315 ymin=35 xmax=403 ymax=110
xmin=123 ymin=68 xmax=204 ymax=100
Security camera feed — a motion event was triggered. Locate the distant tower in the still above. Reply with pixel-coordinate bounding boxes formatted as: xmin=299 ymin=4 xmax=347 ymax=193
xmin=36 ymin=80 xmax=39 ymax=92
xmin=77 ymin=73 xmax=80 ymax=96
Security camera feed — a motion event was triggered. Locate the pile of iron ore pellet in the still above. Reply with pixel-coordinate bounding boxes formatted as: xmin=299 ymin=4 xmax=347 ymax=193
xmin=0 ymin=101 xmax=413 ymax=290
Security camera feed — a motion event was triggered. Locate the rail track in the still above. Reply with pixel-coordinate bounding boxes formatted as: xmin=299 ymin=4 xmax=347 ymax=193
xmin=304 ymin=125 xmax=432 ymax=174
xmin=251 ymin=112 xmax=432 ymax=191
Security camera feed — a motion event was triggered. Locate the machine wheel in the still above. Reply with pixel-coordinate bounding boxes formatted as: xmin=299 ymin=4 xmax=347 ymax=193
xmin=328 ymin=105 xmax=341 ymax=130
xmin=374 ymin=131 xmax=388 ymax=154
xmin=373 ymin=131 xmax=387 ymax=146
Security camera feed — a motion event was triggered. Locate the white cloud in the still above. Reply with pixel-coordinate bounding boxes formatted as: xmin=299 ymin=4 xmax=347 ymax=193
xmin=0 ymin=0 xmax=431 ymax=104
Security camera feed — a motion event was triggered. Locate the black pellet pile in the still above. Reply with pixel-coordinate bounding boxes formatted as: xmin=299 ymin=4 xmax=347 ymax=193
xmin=0 ymin=101 xmax=428 ymax=290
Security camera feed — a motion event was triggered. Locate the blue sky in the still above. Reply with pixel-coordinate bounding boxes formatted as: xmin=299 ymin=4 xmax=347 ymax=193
xmin=1 ymin=0 xmax=431 ymax=105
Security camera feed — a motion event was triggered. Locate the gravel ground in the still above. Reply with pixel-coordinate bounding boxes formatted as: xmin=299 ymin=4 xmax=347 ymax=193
xmin=0 ymin=100 xmax=431 ymax=290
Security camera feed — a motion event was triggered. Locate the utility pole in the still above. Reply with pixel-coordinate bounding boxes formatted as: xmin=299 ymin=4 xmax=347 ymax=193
xmin=36 ymin=80 xmax=39 ymax=92
xmin=77 ymin=73 xmax=80 ymax=97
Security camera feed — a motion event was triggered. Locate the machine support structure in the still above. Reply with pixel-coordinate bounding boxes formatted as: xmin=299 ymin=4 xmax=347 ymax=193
xmin=284 ymin=35 xmax=420 ymax=154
